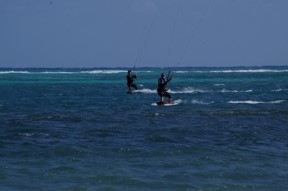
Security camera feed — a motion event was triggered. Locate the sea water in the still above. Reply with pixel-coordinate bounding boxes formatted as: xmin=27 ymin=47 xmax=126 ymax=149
xmin=0 ymin=66 xmax=288 ymax=190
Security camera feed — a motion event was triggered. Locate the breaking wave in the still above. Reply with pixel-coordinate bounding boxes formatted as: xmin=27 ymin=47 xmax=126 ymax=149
xmin=0 ymin=71 xmax=30 ymax=74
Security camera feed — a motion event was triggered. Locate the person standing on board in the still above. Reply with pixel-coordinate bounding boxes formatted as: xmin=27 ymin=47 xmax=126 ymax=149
xmin=157 ymin=73 xmax=173 ymax=104
xmin=126 ymin=70 xmax=137 ymax=93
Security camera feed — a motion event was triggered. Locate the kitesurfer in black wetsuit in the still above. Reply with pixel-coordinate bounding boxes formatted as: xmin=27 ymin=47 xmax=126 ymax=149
xmin=157 ymin=73 xmax=173 ymax=104
xmin=126 ymin=70 xmax=137 ymax=92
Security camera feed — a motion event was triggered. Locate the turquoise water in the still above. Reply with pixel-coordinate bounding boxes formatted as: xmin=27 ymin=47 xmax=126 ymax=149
xmin=0 ymin=66 xmax=288 ymax=190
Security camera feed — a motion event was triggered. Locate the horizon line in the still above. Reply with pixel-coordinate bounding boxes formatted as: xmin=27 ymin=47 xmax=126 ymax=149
xmin=1 ymin=65 xmax=287 ymax=69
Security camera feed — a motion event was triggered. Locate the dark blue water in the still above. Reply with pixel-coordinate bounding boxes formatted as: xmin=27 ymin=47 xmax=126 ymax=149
xmin=1 ymin=67 xmax=288 ymax=190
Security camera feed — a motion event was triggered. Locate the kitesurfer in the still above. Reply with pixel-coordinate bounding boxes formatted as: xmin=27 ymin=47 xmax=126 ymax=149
xmin=126 ymin=70 xmax=137 ymax=92
xmin=157 ymin=72 xmax=173 ymax=104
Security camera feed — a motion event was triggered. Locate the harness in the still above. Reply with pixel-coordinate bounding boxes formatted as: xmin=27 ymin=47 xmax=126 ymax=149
xmin=158 ymin=78 xmax=167 ymax=91
xmin=127 ymin=74 xmax=136 ymax=84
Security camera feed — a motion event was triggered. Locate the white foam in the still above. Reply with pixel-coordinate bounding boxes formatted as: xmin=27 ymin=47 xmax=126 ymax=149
xmin=228 ymin=100 xmax=286 ymax=104
xmin=18 ymin=133 xmax=34 ymax=137
xmin=169 ymin=87 xmax=209 ymax=94
xmin=41 ymin=70 xmax=125 ymax=74
xmin=271 ymin=89 xmax=283 ymax=92
xmin=270 ymin=100 xmax=286 ymax=104
xmin=171 ymin=69 xmax=288 ymax=73
xmin=81 ymin=70 xmax=153 ymax=74
xmin=41 ymin=71 xmax=75 ymax=74
xmin=191 ymin=99 xmax=214 ymax=105
xmin=81 ymin=70 xmax=126 ymax=74
xmin=271 ymin=89 xmax=288 ymax=92
xmin=210 ymin=69 xmax=288 ymax=73
xmin=0 ymin=71 xmax=30 ymax=74
xmin=0 ymin=70 xmax=155 ymax=74
xmin=134 ymin=88 xmax=207 ymax=94
xmin=173 ymin=99 xmax=183 ymax=105
xmin=134 ymin=89 xmax=157 ymax=94
xmin=220 ymin=89 xmax=253 ymax=93
xmin=175 ymin=71 xmax=189 ymax=73
xmin=135 ymin=70 xmax=153 ymax=73
xmin=228 ymin=100 xmax=261 ymax=104
xmin=214 ymin=84 xmax=225 ymax=86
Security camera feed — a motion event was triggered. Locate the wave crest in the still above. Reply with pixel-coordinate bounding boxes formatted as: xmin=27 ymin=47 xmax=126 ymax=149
xmin=0 ymin=71 xmax=30 ymax=74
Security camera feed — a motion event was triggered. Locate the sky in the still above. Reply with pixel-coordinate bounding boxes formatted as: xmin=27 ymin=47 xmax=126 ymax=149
xmin=0 ymin=0 xmax=288 ymax=68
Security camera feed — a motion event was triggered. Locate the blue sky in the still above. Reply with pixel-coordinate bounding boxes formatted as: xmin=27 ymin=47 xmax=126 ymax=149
xmin=0 ymin=0 xmax=287 ymax=68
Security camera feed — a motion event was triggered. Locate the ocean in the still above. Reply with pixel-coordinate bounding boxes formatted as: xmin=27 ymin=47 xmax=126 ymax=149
xmin=0 ymin=66 xmax=288 ymax=191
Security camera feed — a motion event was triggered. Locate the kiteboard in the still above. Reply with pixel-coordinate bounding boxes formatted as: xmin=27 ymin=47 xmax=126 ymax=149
xmin=155 ymin=101 xmax=176 ymax=106
xmin=152 ymin=99 xmax=182 ymax=106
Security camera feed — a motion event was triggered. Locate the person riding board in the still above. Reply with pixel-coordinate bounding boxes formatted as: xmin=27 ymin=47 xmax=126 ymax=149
xmin=157 ymin=72 xmax=173 ymax=104
xmin=126 ymin=70 xmax=137 ymax=92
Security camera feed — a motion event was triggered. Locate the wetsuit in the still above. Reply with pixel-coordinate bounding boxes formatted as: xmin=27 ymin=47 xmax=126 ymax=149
xmin=157 ymin=77 xmax=171 ymax=99
xmin=127 ymin=73 xmax=137 ymax=91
